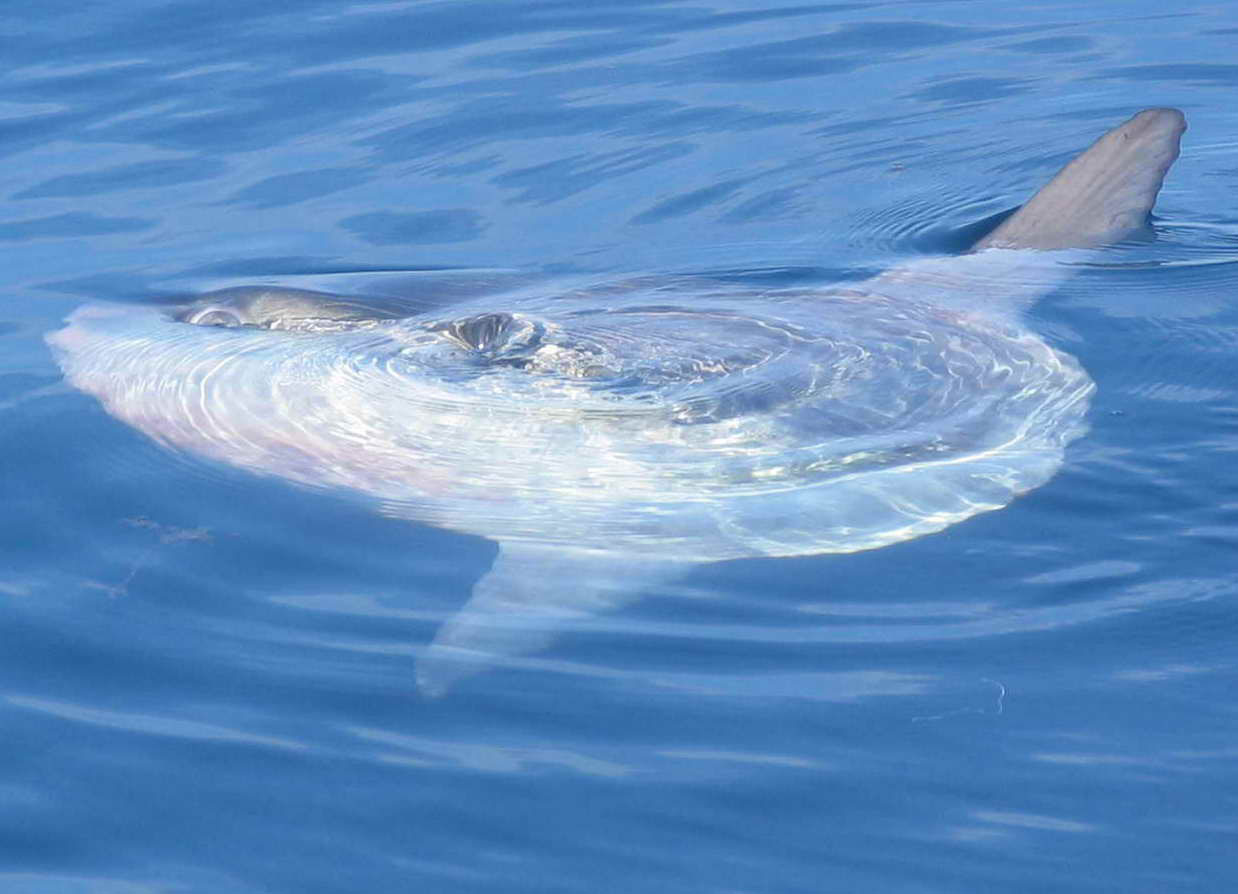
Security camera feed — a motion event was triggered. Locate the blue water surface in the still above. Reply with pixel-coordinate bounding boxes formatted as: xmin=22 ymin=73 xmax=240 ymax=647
xmin=3 ymin=1 xmax=1238 ymax=892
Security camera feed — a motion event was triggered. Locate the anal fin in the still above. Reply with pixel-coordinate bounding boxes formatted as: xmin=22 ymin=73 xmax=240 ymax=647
xmin=416 ymin=543 xmax=689 ymax=696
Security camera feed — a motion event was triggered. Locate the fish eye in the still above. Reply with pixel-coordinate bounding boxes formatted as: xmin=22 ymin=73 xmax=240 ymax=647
xmin=187 ymin=308 xmax=243 ymax=328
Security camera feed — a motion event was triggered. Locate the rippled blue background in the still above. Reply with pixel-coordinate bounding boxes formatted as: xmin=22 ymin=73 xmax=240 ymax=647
xmin=3 ymin=2 xmax=1238 ymax=892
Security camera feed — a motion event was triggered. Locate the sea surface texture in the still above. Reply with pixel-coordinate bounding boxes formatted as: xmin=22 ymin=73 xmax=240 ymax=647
xmin=3 ymin=2 xmax=1237 ymax=892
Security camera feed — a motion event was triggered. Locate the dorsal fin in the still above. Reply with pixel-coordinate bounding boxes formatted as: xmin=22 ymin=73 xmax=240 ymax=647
xmin=973 ymin=108 xmax=1185 ymax=251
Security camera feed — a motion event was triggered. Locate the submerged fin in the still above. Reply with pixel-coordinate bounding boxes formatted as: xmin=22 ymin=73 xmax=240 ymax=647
xmin=974 ymin=108 xmax=1185 ymax=251
xmin=416 ymin=544 xmax=689 ymax=696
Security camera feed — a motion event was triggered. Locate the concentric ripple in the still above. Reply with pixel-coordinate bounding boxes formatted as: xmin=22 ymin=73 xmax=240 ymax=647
xmin=48 ymin=276 xmax=1093 ymax=559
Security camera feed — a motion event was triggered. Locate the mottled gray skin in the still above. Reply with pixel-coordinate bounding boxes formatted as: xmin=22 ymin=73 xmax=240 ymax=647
xmin=974 ymin=108 xmax=1184 ymax=250
xmin=177 ymin=286 xmax=413 ymax=329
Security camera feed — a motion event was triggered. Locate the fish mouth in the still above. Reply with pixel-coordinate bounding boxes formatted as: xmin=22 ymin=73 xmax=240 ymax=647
xmin=46 ymin=302 xmax=169 ymax=353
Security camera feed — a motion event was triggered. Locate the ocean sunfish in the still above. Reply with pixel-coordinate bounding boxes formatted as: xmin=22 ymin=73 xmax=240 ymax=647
xmin=48 ymin=109 xmax=1186 ymax=694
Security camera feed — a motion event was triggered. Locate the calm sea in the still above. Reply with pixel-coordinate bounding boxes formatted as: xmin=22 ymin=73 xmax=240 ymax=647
xmin=2 ymin=2 xmax=1237 ymax=892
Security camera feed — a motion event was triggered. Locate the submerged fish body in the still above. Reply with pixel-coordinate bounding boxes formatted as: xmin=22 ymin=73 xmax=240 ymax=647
xmin=47 ymin=109 xmax=1186 ymax=693
xmin=52 ymin=268 xmax=1091 ymax=555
